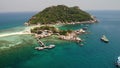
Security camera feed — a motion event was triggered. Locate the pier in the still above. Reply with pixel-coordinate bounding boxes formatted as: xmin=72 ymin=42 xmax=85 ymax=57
xmin=35 ymin=38 xmax=55 ymax=50
xmin=36 ymin=38 xmax=45 ymax=47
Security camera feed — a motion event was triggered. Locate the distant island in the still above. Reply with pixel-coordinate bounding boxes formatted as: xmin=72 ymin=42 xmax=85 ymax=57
xmin=24 ymin=5 xmax=98 ymax=50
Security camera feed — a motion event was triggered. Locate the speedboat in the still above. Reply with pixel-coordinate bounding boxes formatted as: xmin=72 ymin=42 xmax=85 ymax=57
xmin=116 ymin=56 xmax=120 ymax=67
xmin=101 ymin=35 xmax=109 ymax=43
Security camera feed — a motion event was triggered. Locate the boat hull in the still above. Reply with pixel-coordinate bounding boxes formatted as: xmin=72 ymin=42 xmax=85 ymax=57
xmin=101 ymin=38 xmax=109 ymax=43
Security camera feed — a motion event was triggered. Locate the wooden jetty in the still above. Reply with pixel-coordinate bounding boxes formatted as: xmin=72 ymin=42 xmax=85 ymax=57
xmin=35 ymin=38 xmax=55 ymax=50
xmin=36 ymin=38 xmax=45 ymax=47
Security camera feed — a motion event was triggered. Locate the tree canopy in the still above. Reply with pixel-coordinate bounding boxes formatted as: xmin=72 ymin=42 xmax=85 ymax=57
xmin=28 ymin=5 xmax=93 ymax=24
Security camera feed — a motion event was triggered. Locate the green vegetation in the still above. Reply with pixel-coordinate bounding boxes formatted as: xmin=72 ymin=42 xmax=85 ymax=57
xmin=59 ymin=30 xmax=72 ymax=36
xmin=31 ymin=26 xmax=73 ymax=35
xmin=31 ymin=26 xmax=59 ymax=33
xmin=28 ymin=5 xmax=93 ymax=24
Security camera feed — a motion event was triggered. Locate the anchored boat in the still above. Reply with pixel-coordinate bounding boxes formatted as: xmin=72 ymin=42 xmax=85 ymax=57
xmin=101 ymin=35 xmax=109 ymax=43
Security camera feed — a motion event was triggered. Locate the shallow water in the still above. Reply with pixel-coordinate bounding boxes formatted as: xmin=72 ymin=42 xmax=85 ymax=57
xmin=0 ymin=11 xmax=120 ymax=68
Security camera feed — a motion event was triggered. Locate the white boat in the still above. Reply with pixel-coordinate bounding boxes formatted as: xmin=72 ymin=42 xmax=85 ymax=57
xmin=116 ymin=56 xmax=120 ymax=67
xmin=46 ymin=45 xmax=55 ymax=49
xmin=35 ymin=47 xmax=44 ymax=50
xmin=35 ymin=45 xmax=55 ymax=50
xmin=101 ymin=35 xmax=109 ymax=43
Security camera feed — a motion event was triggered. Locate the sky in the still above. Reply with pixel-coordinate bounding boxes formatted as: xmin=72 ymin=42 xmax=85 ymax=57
xmin=0 ymin=0 xmax=120 ymax=12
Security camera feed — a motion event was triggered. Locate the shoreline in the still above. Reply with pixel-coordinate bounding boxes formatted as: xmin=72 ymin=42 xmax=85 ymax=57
xmin=0 ymin=17 xmax=97 ymax=38
xmin=25 ymin=18 xmax=98 ymax=30
xmin=0 ymin=26 xmax=34 ymax=37
xmin=26 ymin=15 xmax=98 ymax=26
xmin=0 ymin=31 xmax=31 ymax=37
xmin=0 ymin=25 xmax=41 ymax=37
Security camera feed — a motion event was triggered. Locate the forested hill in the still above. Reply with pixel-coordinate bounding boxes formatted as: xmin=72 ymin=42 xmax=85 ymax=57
xmin=28 ymin=5 xmax=93 ymax=24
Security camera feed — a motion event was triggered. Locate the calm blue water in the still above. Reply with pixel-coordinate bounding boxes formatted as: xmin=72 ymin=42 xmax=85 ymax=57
xmin=0 ymin=11 xmax=120 ymax=68
xmin=0 ymin=12 xmax=35 ymax=30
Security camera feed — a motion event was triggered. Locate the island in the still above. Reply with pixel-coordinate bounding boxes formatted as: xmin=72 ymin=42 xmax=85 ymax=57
xmin=26 ymin=5 xmax=97 ymax=25
xmin=24 ymin=5 xmax=97 ymax=50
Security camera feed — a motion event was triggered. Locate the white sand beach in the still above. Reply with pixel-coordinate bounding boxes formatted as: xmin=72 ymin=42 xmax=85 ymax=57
xmin=0 ymin=25 xmax=36 ymax=37
xmin=0 ymin=31 xmax=31 ymax=37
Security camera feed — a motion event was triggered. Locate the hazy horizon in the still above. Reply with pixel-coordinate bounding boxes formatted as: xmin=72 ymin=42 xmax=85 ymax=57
xmin=0 ymin=0 xmax=120 ymax=12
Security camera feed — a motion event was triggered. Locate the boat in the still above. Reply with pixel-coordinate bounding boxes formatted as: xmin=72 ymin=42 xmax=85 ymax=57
xmin=47 ymin=45 xmax=55 ymax=49
xmin=82 ymin=27 xmax=88 ymax=30
xmin=101 ymin=35 xmax=109 ymax=43
xmin=116 ymin=56 xmax=120 ymax=67
xmin=35 ymin=44 xmax=55 ymax=51
xmin=35 ymin=47 xmax=44 ymax=50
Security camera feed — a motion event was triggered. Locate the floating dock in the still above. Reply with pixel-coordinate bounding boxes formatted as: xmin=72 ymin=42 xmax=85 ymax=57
xmin=35 ymin=38 xmax=55 ymax=50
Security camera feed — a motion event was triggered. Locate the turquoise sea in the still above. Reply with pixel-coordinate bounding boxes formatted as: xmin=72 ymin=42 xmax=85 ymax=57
xmin=0 ymin=11 xmax=120 ymax=68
